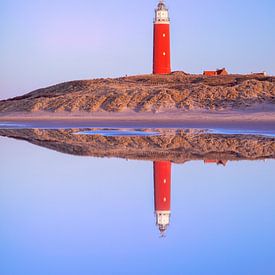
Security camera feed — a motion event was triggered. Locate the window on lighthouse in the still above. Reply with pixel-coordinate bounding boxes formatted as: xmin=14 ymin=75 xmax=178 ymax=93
xmin=156 ymin=10 xmax=168 ymax=21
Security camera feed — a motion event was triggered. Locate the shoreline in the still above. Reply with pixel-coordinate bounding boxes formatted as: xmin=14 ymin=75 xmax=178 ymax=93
xmin=1 ymin=111 xmax=275 ymax=130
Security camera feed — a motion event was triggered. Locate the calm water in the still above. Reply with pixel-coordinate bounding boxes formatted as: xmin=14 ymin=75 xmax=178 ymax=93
xmin=1 ymin=126 xmax=275 ymax=275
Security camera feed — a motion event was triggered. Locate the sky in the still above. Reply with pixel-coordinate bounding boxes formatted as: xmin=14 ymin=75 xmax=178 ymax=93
xmin=1 ymin=136 xmax=275 ymax=274
xmin=0 ymin=0 xmax=275 ymax=99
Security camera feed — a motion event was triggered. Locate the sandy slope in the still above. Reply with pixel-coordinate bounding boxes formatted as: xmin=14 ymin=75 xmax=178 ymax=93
xmin=0 ymin=73 xmax=274 ymax=115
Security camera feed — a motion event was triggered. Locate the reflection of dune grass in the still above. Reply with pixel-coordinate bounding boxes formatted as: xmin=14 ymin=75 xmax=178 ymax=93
xmin=0 ymin=73 xmax=274 ymax=113
xmin=0 ymin=128 xmax=274 ymax=163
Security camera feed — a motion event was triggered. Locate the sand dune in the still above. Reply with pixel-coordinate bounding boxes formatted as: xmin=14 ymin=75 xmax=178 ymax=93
xmin=0 ymin=73 xmax=274 ymax=115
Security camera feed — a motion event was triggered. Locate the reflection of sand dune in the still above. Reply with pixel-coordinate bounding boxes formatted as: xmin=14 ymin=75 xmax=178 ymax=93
xmin=0 ymin=128 xmax=274 ymax=162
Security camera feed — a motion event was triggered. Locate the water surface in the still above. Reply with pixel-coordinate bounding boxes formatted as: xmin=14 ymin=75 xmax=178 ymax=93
xmin=1 ymin=125 xmax=275 ymax=275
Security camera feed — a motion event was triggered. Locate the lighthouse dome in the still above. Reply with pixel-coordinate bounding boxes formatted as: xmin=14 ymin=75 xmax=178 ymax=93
xmin=157 ymin=1 xmax=167 ymax=11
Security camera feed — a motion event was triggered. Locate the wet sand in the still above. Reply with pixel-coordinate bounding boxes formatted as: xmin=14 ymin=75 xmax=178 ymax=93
xmin=0 ymin=111 xmax=275 ymax=131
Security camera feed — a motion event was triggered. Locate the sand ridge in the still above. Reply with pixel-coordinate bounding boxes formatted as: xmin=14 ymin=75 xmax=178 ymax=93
xmin=0 ymin=73 xmax=274 ymax=114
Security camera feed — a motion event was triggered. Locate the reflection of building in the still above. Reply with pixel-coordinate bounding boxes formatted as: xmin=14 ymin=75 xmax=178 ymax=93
xmin=153 ymin=1 xmax=171 ymax=74
xmin=204 ymin=160 xmax=228 ymax=166
xmin=153 ymin=161 xmax=171 ymax=236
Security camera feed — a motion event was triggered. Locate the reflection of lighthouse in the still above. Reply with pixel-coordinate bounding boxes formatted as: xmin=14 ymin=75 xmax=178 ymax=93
xmin=152 ymin=1 xmax=172 ymax=235
xmin=153 ymin=0 xmax=171 ymax=74
xmin=154 ymin=161 xmax=171 ymax=235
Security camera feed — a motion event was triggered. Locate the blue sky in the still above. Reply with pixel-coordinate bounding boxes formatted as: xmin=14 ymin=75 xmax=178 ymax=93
xmin=1 ymin=0 xmax=275 ymax=99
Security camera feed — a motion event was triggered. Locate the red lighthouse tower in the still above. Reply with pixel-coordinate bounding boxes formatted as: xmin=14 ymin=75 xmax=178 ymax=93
xmin=154 ymin=161 xmax=171 ymax=235
xmin=153 ymin=0 xmax=171 ymax=74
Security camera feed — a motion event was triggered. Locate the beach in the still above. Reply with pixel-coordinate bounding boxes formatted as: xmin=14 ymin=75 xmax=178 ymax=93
xmin=1 ymin=110 xmax=275 ymax=131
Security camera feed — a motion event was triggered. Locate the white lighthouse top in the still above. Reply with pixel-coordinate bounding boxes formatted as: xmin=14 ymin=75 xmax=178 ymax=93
xmin=154 ymin=0 xmax=170 ymax=24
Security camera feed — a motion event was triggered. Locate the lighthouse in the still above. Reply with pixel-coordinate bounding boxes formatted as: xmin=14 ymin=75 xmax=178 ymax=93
xmin=153 ymin=0 xmax=171 ymax=74
xmin=154 ymin=161 xmax=171 ymax=235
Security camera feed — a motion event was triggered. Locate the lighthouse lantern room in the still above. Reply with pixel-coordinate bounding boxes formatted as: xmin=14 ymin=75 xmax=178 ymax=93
xmin=153 ymin=0 xmax=171 ymax=75
xmin=155 ymin=1 xmax=169 ymax=22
